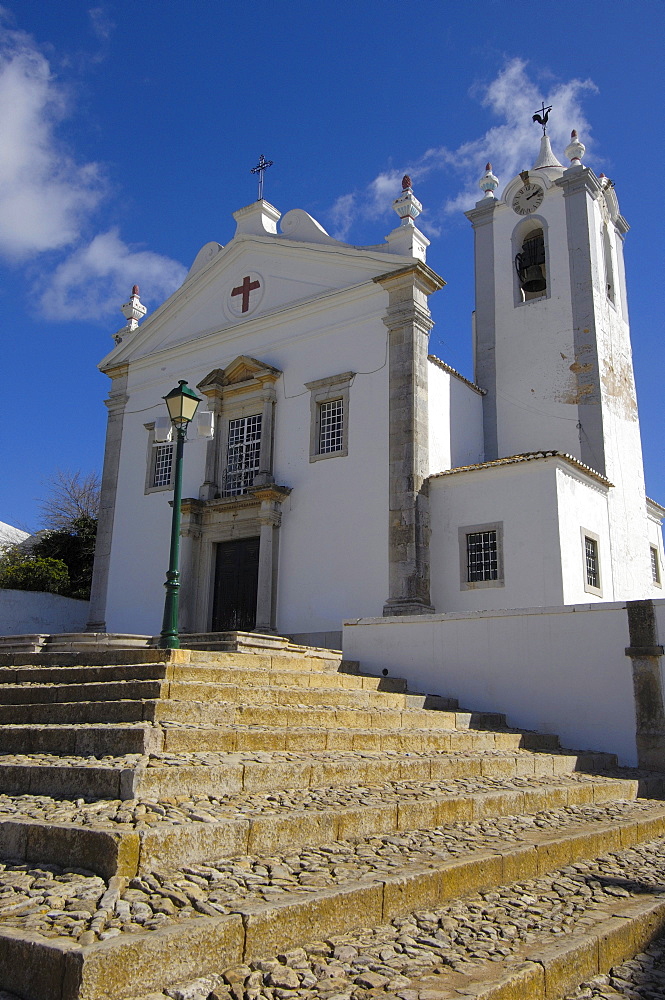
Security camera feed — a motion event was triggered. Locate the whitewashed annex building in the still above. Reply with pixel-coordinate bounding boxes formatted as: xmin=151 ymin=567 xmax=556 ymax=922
xmin=88 ymin=129 xmax=665 ymax=649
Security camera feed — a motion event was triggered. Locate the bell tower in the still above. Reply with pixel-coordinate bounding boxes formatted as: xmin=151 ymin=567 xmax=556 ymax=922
xmin=466 ymin=121 xmax=652 ymax=597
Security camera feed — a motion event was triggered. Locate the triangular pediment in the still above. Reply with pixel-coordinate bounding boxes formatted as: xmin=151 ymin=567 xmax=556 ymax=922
xmin=198 ymin=356 xmax=281 ymax=393
xmin=99 ymin=229 xmax=414 ymax=371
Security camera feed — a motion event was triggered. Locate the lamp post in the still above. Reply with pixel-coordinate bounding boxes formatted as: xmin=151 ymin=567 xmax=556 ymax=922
xmin=158 ymin=380 xmax=201 ymax=649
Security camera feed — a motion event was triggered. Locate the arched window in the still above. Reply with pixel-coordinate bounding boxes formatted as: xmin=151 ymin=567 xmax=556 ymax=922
xmin=515 ymin=227 xmax=547 ymax=301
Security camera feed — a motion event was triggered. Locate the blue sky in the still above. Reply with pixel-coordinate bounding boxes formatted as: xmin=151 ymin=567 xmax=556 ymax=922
xmin=0 ymin=1 xmax=663 ymax=531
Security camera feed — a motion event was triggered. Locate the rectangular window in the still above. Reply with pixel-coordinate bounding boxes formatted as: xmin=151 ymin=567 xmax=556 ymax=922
xmin=223 ymin=413 xmax=262 ymax=496
xmin=152 ymin=443 xmax=174 ymax=489
xmin=467 ymin=530 xmax=498 ymax=582
xmin=581 ymin=528 xmax=602 ymax=596
xmin=318 ymin=398 xmax=344 ymax=454
xmin=585 ymin=536 xmax=599 ymax=589
xmin=306 ymin=372 xmax=354 ymax=462
xmin=459 ymin=522 xmax=504 ymax=590
xmin=651 ymin=546 xmax=661 ymax=586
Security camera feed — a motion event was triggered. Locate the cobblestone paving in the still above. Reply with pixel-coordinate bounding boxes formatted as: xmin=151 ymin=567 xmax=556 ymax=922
xmin=0 ymin=799 xmax=660 ymax=944
xmin=0 ymin=747 xmax=587 ymax=770
xmin=565 ymin=936 xmax=665 ymax=997
xmin=117 ymin=836 xmax=665 ymax=1000
xmin=0 ymin=771 xmax=626 ymax=829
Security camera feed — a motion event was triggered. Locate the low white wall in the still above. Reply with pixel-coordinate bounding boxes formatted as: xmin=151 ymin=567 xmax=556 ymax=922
xmin=343 ymin=601 xmax=640 ymax=765
xmin=0 ymin=590 xmax=90 ymax=636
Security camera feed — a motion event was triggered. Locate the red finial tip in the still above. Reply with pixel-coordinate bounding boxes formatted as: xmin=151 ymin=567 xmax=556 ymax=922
xmin=402 ymin=175 xmax=412 ymax=191
xmin=599 ymin=172 xmax=605 ymax=178
xmin=132 ymin=285 xmax=139 ymax=296
xmin=571 ymin=130 xmax=577 ymax=138
xmin=485 ymin=162 xmax=492 ymax=172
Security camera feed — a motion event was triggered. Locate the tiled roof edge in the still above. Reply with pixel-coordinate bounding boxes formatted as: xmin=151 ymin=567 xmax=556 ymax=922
xmin=429 ymin=450 xmax=613 ymax=487
xmin=427 ymin=355 xmax=486 ymax=395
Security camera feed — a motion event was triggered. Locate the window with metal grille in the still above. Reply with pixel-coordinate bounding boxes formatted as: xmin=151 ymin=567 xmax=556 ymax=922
xmin=223 ymin=413 xmax=262 ymax=496
xmin=585 ymin=536 xmax=599 ymax=589
xmin=152 ymin=443 xmax=173 ymax=488
xmin=651 ymin=546 xmax=661 ymax=585
xmin=466 ymin=530 xmax=498 ymax=582
xmin=318 ymin=398 xmax=344 ymax=454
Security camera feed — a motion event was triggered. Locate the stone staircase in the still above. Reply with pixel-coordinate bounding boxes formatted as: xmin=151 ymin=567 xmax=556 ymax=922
xmin=0 ymin=644 xmax=663 ymax=1000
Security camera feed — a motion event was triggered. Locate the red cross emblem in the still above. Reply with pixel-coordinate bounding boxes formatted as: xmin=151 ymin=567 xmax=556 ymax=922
xmin=231 ymin=275 xmax=261 ymax=313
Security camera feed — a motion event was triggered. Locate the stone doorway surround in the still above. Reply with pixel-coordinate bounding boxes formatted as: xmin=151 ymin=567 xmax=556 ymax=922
xmin=179 ymin=487 xmax=291 ymax=636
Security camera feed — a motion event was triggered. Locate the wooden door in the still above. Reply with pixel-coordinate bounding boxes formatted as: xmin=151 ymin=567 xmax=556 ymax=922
xmin=211 ymin=537 xmax=260 ymax=632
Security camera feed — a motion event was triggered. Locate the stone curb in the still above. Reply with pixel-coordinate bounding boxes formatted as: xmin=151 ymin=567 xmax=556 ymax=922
xmin=4 ymin=810 xmax=665 ymax=999
xmin=0 ymin=776 xmax=640 ymax=877
xmin=0 ymin=914 xmax=244 ymax=1000
xmin=415 ymin=895 xmax=665 ymax=998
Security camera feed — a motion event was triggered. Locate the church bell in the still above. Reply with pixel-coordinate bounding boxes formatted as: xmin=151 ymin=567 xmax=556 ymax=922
xmin=515 ymin=231 xmax=547 ymax=293
xmin=516 ymin=261 xmax=547 ymax=293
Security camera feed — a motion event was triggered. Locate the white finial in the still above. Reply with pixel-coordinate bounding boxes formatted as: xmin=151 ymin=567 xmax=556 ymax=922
xmin=392 ymin=175 xmax=422 ymax=227
xmin=479 ymin=162 xmax=499 ymax=198
xmin=114 ymin=285 xmax=147 ymax=344
xmin=564 ymin=129 xmax=586 ymax=167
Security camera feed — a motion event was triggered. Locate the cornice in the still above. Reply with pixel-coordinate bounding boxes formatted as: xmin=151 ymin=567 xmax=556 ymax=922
xmin=464 ymin=198 xmax=500 ymax=228
xmin=554 ymin=166 xmax=603 ymax=199
xmin=373 ymin=261 xmax=445 ymax=295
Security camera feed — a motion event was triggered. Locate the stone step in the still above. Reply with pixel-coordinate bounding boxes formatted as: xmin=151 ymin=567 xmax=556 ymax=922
xmin=0 ymin=748 xmax=619 ymax=801
xmin=3 ymin=800 xmax=665 ymax=1000
xmin=161 ymin=722 xmax=554 ymax=754
xmin=126 ymin=830 xmax=665 ymax=1000
xmin=0 ymin=648 xmax=347 ymax=673
xmin=0 ymin=774 xmax=642 ymax=878
xmin=0 ymin=680 xmax=454 ymax=713
xmin=0 ymin=724 xmax=162 ymax=756
xmin=153 ymin=701 xmax=507 ymax=731
xmin=0 ymin=720 xmax=557 ymax=756
xmin=0 ymin=697 xmax=507 ymax=732
xmin=0 ymin=661 xmax=408 ymax=695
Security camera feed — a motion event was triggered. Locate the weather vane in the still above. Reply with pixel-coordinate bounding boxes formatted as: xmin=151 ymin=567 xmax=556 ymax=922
xmin=532 ymin=101 xmax=552 ymax=135
xmin=251 ymin=154 xmax=274 ymax=201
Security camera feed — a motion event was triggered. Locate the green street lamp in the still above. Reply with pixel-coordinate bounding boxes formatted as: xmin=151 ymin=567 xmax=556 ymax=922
xmin=158 ymin=380 xmax=201 ymax=649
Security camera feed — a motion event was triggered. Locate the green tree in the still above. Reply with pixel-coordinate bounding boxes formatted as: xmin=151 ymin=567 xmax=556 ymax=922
xmin=32 ymin=515 xmax=97 ymax=600
xmin=0 ymin=470 xmax=100 ymax=600
xmin=0 ymin=554 xmax=70 ymax=594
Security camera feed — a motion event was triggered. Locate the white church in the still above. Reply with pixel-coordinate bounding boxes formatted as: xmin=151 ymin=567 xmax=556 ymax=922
xmin=87 ymin=127 xmax=665 ymax=650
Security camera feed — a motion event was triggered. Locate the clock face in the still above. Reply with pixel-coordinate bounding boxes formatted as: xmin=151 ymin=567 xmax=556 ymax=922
xmin=512 ymin=183 xmax=544 ymax=215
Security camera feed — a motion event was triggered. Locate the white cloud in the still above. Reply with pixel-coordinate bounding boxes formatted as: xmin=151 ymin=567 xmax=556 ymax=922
xmin=40 ymin=228 xmax=187 ymax=322
xmin=327 ymin=58 xmax=597 ymax=238
xmin=88 ymin=7 xmax=115 ymax=44
xmin=0 ymin=18 xmax=105 ymax=260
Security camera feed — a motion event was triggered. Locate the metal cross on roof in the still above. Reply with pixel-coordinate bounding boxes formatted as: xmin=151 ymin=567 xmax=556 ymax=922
xmin=532 ymin=101 xmax=553 ymax=135
xmin=250 ymin=154 xmax=274 ymax=201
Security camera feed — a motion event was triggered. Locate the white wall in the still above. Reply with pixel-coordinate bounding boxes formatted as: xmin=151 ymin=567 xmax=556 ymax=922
xmin=427 ymin=361 xmax=484 ymax=476
xmin=556 ymin=466 xmax=613 ymax=604
xmin=104 ymin=266 xmax=393 ymax=637
xmin=0 ymin=590 xmax=90 ymax=636
xmin=430 ymin=457 xmax=564 ymax=613
xmin=343 ymin=600 xmax=639 ymax=765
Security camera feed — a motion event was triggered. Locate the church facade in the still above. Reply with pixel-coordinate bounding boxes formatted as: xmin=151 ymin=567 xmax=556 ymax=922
xmin=88 ymin=130 xmax=664 ymax=648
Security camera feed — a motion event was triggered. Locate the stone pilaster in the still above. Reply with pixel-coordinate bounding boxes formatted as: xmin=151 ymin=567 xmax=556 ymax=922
xmin=254 ymin=379 xmax=277 ymax=486
xmin=86 ymin=364 xmax=129 ymax=631
xmin=251 ymin=485 xmax=291 ymax=634
xmin=178 ymin=499 xmax=204 ymax=633
xmin=198 ymin=389 xmax=223 ymax=501
xmin=555 ymin=166 xmax=606 ymax=475
xmin=374 ymin=263 xmax=445 ymax=617
xmin=465 ymin=197 xmax=500 ymax=460
xmin=625 ymin=600 xmax=665 ymax=770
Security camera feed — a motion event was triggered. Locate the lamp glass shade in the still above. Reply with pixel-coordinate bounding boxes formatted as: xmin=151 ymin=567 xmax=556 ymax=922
xmin=164 ymin=380 xmax=201 ymax=425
